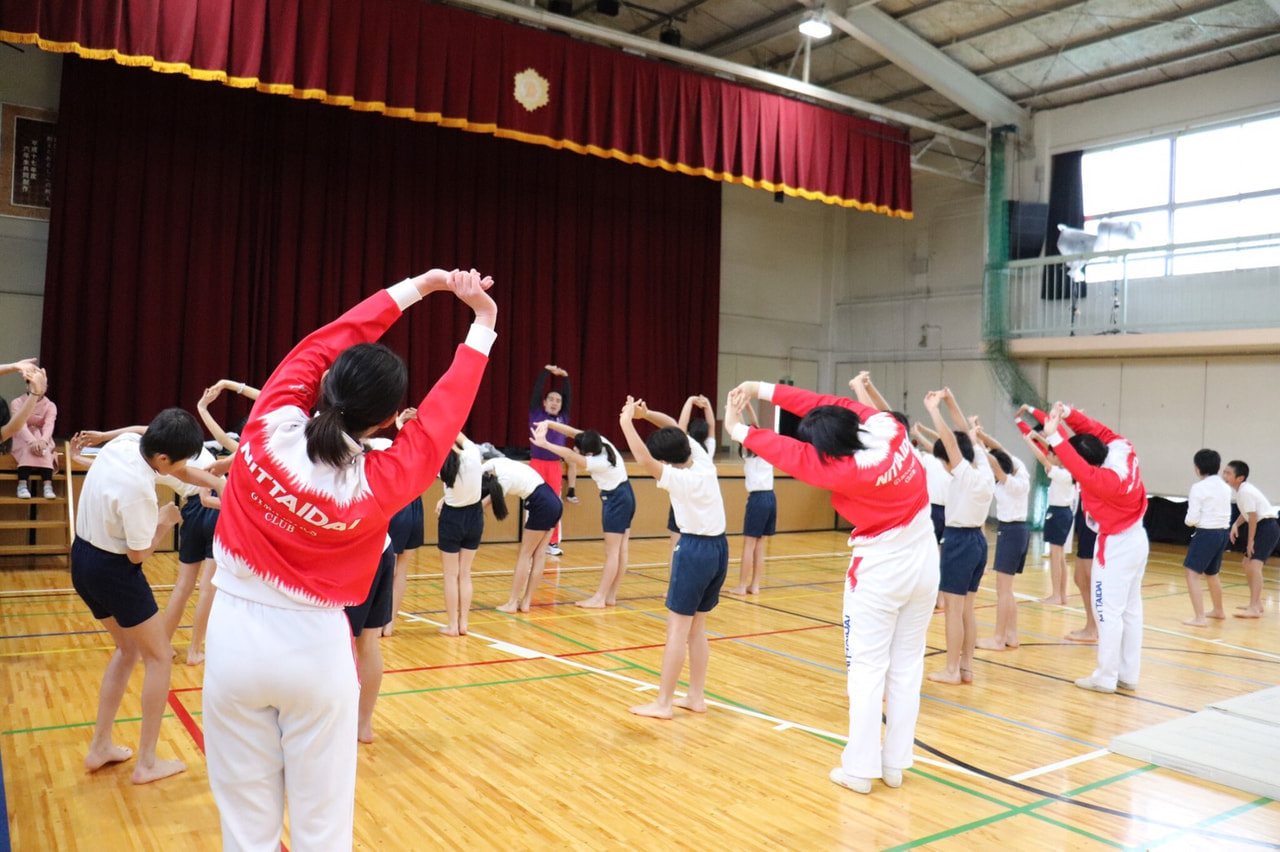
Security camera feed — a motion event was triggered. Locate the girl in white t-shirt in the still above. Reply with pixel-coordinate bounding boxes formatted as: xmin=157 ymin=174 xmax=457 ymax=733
xmin=532 ymin=420 xmax=635 ymax=607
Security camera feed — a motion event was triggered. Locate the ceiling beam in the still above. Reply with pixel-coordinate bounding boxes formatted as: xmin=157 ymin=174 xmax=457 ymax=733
xmin=441 ymin=0 xmax=985 ymax=145
xmin=832 ymin=5 xmax=1029 ymax=131
xmin=873 ymin=0 xmax=1243 ymax=107
xmin=702 ymin=7 xmax=806 ymax=58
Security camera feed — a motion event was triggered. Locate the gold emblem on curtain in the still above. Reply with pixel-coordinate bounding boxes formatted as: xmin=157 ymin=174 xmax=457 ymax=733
xmin=513 ymin=69 xmax=550 ymax=112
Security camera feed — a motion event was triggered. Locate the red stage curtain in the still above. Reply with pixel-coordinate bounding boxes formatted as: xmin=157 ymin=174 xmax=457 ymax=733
xmin=42 ymin=58 xmax=721 ymax=448
xmin=0 ymin=0 xmax=912 ymax=215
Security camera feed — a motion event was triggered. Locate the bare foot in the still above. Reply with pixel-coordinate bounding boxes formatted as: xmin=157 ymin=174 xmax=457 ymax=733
xmin=459 ymin=624 xmax=468 ymax=635
xmin=674 ymin=695 xmax=707 ymax=713
xmin=496 ymin=602 xmax=519 ymax=614
xmin=439 ymin=626 xmax=460 ymax=637
xmin=961 ymin=668 xmax=973 ymax=684
xmin=1207 ymin=610 xmax=1225 ymax=620
xmin=85 ymin=744 xmax=133 ymax=772
xmin=927 ymin=669 xmax=964 ymax=685
xmin=185 ymin=649 xmax=204 ymax=666
xmin=1182 ymin=616 xmax=1208 ymax=627
xmin=358 ymin=727 xmax=374 ymax=744
xmin=629 ymin=701 xmax=673 ymax=720
xmin=1234 ymin=609 xmax=1264 ymax=619
xmin=1065 ymin=628 xmax=1098 ymax=643
xmin=518 ymin=603 xmax=531 ymax=613
xmin=604 ymin=599 xmax=617 ymax=606
xmin=976 ymin=637 xmax=1010 ymax=651
xmin=747 ymin=587 xmax=760 ymax=595
xmin=576 ymin=597 xmax=607 ymax=608
xmin=1040 ymin=595 xmax=1066 ymax=605
xmin=131 ymin=758 xmax=186 ymax=785
xmin=726 ymin=587 xmax=748 ymax=596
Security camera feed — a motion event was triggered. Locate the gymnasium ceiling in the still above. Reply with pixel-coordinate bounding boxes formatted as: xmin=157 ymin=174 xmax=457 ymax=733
xmin=448 ymin=0 xmax=1280 ymax=181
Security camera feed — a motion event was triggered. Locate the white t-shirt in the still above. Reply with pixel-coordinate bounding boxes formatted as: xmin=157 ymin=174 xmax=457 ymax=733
xmin=75 ymin=433 xmax=160 ymax=554
xmin=944 ymin=447 xmax=995 ymax=528
xmin=155 ymin=446 xmax=217 ymax=500
xmin=993 ymin=456 xmax=1030 ymax=523
xmin=1233 ymin=480 xmax=1278 ymax=521
xmin=743 ymin=453 xmax=774 ymax=492
xmin=482 ymin=457 xmax=545 ymax=501
xmin=657 ymin=437 xmax=725 ymax=536
xmin=581 ymin=437 xmax=628 ymax=492
xmin=918 ymin=450 xmax=951 ymax=505
xmin=444 ymin=438 xmax=484 ymax=507
xmin=1047 ymin=465 xmax=1076 ymax=507
xmin=1186 ymin=475 xmax=1231 ymax=529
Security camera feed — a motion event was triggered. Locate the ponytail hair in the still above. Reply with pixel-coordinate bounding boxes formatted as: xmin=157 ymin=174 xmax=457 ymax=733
xmin=576 ymin=430 xmax=616 ymax=467
xmin=439 ymin=446 xmax=461 ymax=488
xmin=482 ymin=472 xmax=508 ymax=520
xmin=304 ymin=343 xmax=407 ymax=467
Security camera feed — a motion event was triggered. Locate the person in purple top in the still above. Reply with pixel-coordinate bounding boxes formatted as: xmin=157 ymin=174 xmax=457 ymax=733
xmin=529 ymin=364 xmax=577 ymax=554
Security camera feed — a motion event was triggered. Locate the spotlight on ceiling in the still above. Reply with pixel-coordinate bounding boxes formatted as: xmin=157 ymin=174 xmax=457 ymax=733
xmin=659 ymin=23 xmax=682 ymax=47
xmin=798 ymin=9 xmax=833 ymax=39
xmin=549 ymin=0 xmax=573 ymax=15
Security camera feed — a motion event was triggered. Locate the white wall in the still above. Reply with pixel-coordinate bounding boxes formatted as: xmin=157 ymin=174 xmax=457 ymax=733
xmin=0 ymin=46 xmax=61 ymax=402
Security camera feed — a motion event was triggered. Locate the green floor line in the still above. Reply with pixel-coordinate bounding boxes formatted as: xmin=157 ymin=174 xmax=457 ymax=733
xmin=381 ymin=669 xmax=592 ymax=698
xmin=3 ymin=713 xmax=173 ymax=736
xmin=1135 ymin=795 xmax=1276 ymax=850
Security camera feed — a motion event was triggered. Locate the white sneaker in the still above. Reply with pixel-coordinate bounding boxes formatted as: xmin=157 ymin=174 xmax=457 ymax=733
xmin=42 ymin=481 xmax=56 ymax=499
xmin=546 ymin=544 xmax=563 ymax=556
xmin=1075 ymin=676 xmax=1116 ymax=694
xmin=16 ymin=483 xmax=31 ymax=499
xmin=1117 ymin=680 xmax=1138 ymax=691
xmin=882 ymin=768 xmax=904 ymax=788
xmin=828 ymin=767 xmax=872 ymax=794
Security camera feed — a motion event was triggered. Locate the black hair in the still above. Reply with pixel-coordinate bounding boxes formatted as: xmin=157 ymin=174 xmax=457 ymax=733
xmin=932 ymin=430 xmax=975 ymax=465
xmin=141 ymin=408 xmax=204 ymax=461
xmin=482 ymin=471 xmax=508 ymax=520
xmin=1193 ymin=449 xmax=1221 ymax=476
xmin=1226 ymin=459 xmax=1249 ymax=480
xmin=1068 ymin=433 xmax=1107 ymax=467
xmin=647 ymin=427 xmax=692 ymax=465
xmin=990 ymin=448 xmax=1014 ymax=476
xmin=890 ymin=410 xmax=910 ymax=430
xmin=0 ymin=398 xmax=10 ymax=453
xmin=439 ymin=446 xmax=461 ymax=488
xmin=687 ymin=419 xmax=710 ymax=444
xmin=304 ymin=343 xmax=407 ymax=467
xmin=795 ymin=405 xmax=865 ymax=463
xmin=576 ymin=429 xmax=616 ymax=467
xmin=739 ymin=443 xmax=756 ymax=460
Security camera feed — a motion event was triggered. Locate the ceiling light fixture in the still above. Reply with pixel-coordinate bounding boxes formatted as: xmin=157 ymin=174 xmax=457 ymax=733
xmin=798 ymin=9 xmax=833 ymax=40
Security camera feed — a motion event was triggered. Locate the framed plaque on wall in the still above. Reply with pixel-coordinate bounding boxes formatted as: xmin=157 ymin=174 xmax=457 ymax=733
xmin=1 ymin=104 xmax=58 ymax=220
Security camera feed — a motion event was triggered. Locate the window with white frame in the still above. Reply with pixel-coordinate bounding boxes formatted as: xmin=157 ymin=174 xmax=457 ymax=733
xmin=1079 ymin=113 xmax=1280 ymax=281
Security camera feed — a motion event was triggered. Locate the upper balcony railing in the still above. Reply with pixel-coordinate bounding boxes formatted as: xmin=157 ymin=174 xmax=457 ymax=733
xmin=998 ymin=233 xmax=1280 ymax=339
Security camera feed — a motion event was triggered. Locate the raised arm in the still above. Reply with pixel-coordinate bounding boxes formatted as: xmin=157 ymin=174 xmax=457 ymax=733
xmin=1 ymin=365 xmax=46 ymax=442
xmin=619 ymin=397 xmax=665 ymax=479
xmin=924 ymin=391 xmax=963 ymax=471
xmin=636 ymin=399 xmax=680 ymax=430
xmin=197 ymin=385 xmax=240 ymax=453
xmin=74 ymin=425 xmax=146 ymax=447
xmin=544 ymin=420 xmax=584 ymax=439
xmin=530 ymin=421 xmax=591 ymax=468
xmin=1021 ymin=431 xmax=1054 ymax=471
xmin=941 ymin=387 xmax=969 ymax=432
xmin=849 ymin=371 xmax=891 ymax=412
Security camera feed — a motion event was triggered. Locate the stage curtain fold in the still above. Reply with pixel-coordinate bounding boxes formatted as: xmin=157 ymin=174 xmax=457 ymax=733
xmin=41 ymin=58 xmax=721 ymax=448
xmin=0 ymin=0 xmax=912 ymax=215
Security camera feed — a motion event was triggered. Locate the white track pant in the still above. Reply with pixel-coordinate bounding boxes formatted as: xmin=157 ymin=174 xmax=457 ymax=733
xmin=1090 ymin=522 xmax=1149 ymax=689
xmin=204 ymin=592 xmax=358 ymax=852
xmin=841 ymin=510 xmax=941 ymax=779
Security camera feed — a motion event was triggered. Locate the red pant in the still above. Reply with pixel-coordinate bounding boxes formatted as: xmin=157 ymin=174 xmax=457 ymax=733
xmin=529 ymin=457 xmax=563 ymax=544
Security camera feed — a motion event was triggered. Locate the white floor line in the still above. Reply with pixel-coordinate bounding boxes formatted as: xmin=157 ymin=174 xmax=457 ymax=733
xmin=401 ymin=612 xmax=987 ymax=782
xmin=1009 ymin=748 xmax=1110 ymax=781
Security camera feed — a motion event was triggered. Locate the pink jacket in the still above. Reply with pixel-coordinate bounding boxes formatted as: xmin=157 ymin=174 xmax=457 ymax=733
xmin=9 ymin=395 xmax=57 ymax=469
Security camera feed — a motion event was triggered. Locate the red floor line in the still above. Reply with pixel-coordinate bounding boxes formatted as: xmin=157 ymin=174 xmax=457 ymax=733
xmin=167 ymin=691 xmax=204 ymax=753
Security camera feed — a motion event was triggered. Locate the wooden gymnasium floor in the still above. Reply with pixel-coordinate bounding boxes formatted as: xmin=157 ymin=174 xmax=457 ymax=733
xmin=2 ymin=532 xmax=1279 ymax=851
